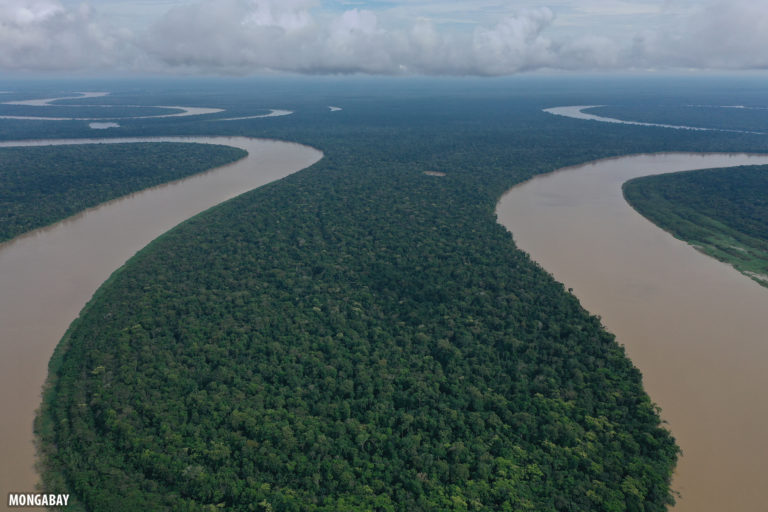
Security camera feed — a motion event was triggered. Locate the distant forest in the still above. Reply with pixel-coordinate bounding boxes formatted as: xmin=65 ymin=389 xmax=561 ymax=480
xmin=0 ymin=143 xmax=245 ymax=243
xmin=624 ymin=165 xmax=768 ymax=287
xmin=23 ymin=84 xmax=768 ymax=511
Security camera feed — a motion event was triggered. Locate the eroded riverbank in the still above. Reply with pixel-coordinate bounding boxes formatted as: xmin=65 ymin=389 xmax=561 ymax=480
xmin=0 ymin=137 xmax=322 ymax=504
xmin=496 ymin=152 xmax=768 ymax=512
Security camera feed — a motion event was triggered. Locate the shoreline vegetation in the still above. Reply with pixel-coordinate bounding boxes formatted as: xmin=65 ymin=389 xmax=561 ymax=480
xmin=623 ymin=165 xmax=768 ymax=288
xmin=0 ymin=136 xmax=322 ymax=505
xmin=496 ymin=152 xmax=768 ymax=512
xmin=0 ymin=143 xmax=247 ymax=244
xmin=36 ymin=150 xmax=679 ymax=510
xmin=21 ymin=82 xmax=768 ymax=511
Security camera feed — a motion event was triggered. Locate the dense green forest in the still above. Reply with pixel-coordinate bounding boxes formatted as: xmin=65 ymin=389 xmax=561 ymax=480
xmin=0 ymin=143 xmax=246 ymax=243
xmin=24 ymin=80 xmax=768 ymax=511
xmin=624 ymin=166 xmax=768 ymax=287
xmin=38 ymin=142 xmax=679 ymax=511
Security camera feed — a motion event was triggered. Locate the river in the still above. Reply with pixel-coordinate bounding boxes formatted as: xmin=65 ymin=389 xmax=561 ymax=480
xmin=496 ymin=152 xmax=768 ymax=512
xmin=544 ymin=105 xmax=764 ymax=135
xmin=0 ymin=136 xmax=322 ymax=505
xmin=3 ymin=137 xmax=765 ymax=509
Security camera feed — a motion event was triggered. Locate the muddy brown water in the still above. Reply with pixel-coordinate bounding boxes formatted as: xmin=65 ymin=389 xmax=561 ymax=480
xmin=496 ymin=152 xmax=768 ymax=512
xmin=3 ymin=144 xmax=766 ymax=510
xmin=0 ymin=137 xmax=322 ymax=507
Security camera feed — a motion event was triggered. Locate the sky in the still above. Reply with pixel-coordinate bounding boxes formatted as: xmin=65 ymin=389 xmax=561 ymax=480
xmin=1 ymin=0 xmax=767 ymax=76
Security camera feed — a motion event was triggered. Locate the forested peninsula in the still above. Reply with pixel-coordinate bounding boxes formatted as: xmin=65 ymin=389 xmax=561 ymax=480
xmin=31 ymin=89 xmax=768 ymax=511
xmin=623 ymin=165 xmax=768 ymax=287
xmin=0 ymin=143 xmax=246 ymax=243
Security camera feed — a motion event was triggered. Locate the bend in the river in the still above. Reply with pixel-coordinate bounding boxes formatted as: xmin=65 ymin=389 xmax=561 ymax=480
xmin=0 ymin=136 xmax=322 ymax=506
xmin=0 ymin=92 xmax=296 ymax=121
xmin=496 ymin=152 xmax=768 ymax=512
xmin=544 ymin=105 xmax=765 ymax=135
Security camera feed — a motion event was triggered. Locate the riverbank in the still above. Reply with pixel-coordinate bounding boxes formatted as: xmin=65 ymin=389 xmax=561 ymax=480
xmin=0 ymin=137 xmax=322 ymax=505
xmin=623 ymin=165 xmax=768 ymax=289
xmin=496 ymin=152 xmax=768 ymax=512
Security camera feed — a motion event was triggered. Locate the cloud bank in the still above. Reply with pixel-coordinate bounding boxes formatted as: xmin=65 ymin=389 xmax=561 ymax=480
xmin=0 ymin=0 xmax=131 ymax=70
xmin=1 ymin=0 xmax=767 ymax=75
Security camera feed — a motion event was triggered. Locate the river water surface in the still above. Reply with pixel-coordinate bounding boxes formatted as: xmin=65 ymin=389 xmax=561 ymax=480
xmin=496 ymin=153 xmax=768 ymax=512
xmin=0 ymin=137 xmax=322 ymax=505
xmin=3 ymin=139 xmax=765 ymax=510
xmin=544 ymin=105 xmax=764 ymax=135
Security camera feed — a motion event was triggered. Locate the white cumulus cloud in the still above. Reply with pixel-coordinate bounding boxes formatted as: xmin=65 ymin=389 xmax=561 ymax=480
xmin=0 ymin=0 xmax=131 ymax=70
xmin=1 ymin=0 xmax=767 ymax=75
xmin=470 ymin=7 xmax=555 ymax=74
xmin=630 ymin=0 xmax=768 ymax=69
xmin=141 ymin=2 xmax=573 ymax=75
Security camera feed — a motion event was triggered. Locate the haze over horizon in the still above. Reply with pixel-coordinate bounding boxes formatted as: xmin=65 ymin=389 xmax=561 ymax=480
xmin=1 ymin=0 xmax=766 ymax=77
